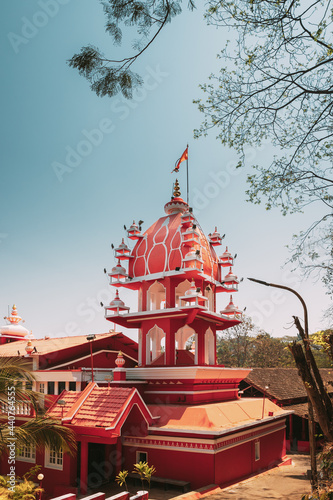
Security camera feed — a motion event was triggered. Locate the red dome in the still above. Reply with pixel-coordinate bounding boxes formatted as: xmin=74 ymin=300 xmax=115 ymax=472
xmin=128 ymin=212 xmax=220 ymax=281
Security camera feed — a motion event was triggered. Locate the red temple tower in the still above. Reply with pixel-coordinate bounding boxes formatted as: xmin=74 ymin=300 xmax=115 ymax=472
xmin=105 ymin=180 xmax=245 ymax=403
xmin=99 ymin=181 xmax=289 ymax=488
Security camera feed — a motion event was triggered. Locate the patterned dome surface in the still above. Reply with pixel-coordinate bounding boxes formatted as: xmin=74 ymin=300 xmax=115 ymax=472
xmin=128 ymin=213 xmax=220 ymax=280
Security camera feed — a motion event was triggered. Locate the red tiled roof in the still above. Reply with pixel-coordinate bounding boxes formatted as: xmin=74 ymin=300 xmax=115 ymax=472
xmin=0 ymin=332 xmax=137 ymax=357
xmin=71 ymin=386 xmax=134 ymax=427
xmin=47 ymin=391 xmax=81 ymax=420
xmin=47 ymin=383 xmax=135 ymax=428
xmin=244 ymin=368 xmax=333 ymax=402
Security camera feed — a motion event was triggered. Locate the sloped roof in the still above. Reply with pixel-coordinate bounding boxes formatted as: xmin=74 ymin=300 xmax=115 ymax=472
xmin=244 ymin=368 xmax=333 ymax=402
xmin=149 ymin=398 xmax=289 ymax=433
xmin=0 ymin=332 xmax=137 ymax=356
xmin=47 ymin=383 xmax=135 ymax=428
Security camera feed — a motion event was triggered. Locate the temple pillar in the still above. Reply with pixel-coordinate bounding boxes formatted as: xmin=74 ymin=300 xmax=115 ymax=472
xmin=80 ymin=440 xmax=88 ymax=495
xmin=141 ymin=328 xmax=147 ymax=366
xmin=116 ymin=438 xmax=122 ymax=475
xmin=289 ymin=414 xmax=293 ymax=443
xmin=165 ymin=329 xmax=175 ymax=366
xmin=141 ymin=283 xmax=148 ymax=311
xmin=197 ymin=328 xmax=206 ymax=365
xmin=165 ymin=277 xmax=176 ymax=308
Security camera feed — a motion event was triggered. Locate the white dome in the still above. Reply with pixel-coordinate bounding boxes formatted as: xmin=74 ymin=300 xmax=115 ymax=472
xmin=0 ymin=324 xmax=29 ymax=337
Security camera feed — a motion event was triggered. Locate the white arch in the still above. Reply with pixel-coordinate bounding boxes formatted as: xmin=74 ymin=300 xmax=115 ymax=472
xmin=175 ymin=325 xmax=195 ymax=350
xmin=205 ymin=286 xmax=214 ymax=311
xmin=146 ymin=324 xmax=165 ymax=365
xmin=175 ymin=279 xmax=191 ymax=307
xmin=147 ymin=281 xmax=166 ymax=311
xmin=205 ymin=327 xmax=215 ymax=365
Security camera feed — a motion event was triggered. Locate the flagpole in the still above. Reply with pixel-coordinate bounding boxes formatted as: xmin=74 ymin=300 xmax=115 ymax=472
xmin=186 ymin=143 xmax=189 ymax=206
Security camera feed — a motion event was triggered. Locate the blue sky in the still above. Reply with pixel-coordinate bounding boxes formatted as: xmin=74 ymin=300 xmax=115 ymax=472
xmin=0 ymin=0 xmax=331 ymax=341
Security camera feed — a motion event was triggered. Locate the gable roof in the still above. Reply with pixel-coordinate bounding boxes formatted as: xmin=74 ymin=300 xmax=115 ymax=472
xmin=47 ymin=383 xmax=152 ymax=430
xmin=244 ymin=368 xmax=333 ymax=402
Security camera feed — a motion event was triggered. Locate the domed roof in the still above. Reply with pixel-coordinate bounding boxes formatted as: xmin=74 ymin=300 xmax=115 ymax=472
xmin=0 ymin=305 xmax=29 ymax=338
xmin=128 ymin=210 xmax=220 ymax=281
xmin=0 ymin=324 xmax=30 ymax=337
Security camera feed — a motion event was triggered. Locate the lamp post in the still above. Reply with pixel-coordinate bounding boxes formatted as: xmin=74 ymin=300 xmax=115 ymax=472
xmin=262 ymin=385 xmax=269 ymax=419
xmin=57 ymin=399 xmax=66 ymax=421
xmin=86 ymin=334 xmax=96 ymax=383
xmin=37 ymin=473 xmax=44 ymax=500
xmin=248 ymin=277 xmax=317 ymax=489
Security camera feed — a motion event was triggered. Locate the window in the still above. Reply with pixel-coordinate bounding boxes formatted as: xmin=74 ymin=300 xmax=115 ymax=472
xmin=58 ymin=382 xmax=66 ymax=394
xmin=45 ymin=446 xmax=63 ymax=470
xmin=39 ymin=383 xmax=45 ymax=394
xmin=69 ymin=381 xmax=76 ymax=391
xmin=47 ymin=382 xmax=55 ymax=395
xmin=17 ymin=445 xmax=36 ymax=463
xmin=136 ymin=451 xmax=147 ymax=463
xmin=255 ymin=441 xmax=260 ymax=461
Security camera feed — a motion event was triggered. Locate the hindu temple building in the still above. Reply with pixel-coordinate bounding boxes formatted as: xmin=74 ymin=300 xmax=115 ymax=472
xmin=0 ymin=181 xmax=291 ymax=496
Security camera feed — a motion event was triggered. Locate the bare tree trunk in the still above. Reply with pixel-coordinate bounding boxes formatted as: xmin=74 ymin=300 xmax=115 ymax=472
xmin=290 ymin=318 xmax=333 ymax=441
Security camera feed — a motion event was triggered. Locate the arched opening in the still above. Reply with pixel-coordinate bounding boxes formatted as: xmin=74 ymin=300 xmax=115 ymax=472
xmin=205 ymin=286 xmax=214 ymax=311
xmin=205 ymin=327 xmax=215 ymax=365
xmin=175 ymin=280 xmax=191 ymax=307
xmin=175 ymin=325 xmax=196 ymax=365
xmin=147 ymin=281 xmax=166 ymax=311
xmin=146 ymin=325 xmax=165 ymax=365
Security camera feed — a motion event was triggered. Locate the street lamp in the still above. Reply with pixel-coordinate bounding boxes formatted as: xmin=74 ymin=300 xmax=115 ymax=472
xmin=37 ymin=473 xmax=44 ymax=500
xmin=248 ymin=277 xmax=317 ymax=490
xmin=86 ymin=334 xmax=96 ymax=383
xmin=57 ymin=399 xmax=66 ymax=420
xmin=262 ymin=385 xmax=269 ymax=419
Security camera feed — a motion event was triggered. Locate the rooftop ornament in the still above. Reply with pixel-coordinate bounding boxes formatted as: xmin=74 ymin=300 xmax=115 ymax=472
xmin=105 ymin=290 xmax=130 ymax=315
xmin=220 ymin=295 xmax=242 ymax=318
xmin=219 ymin=247 xmax=234 ymax=267
xmin=115 ymin=238 xmax=131 ymax=260
xmin=109 ymin=259 xmax=128 ymax=284
xmin=223 ymin=267 xmax=239 ymax=292
xmin=127 ymin=221 xmax=142 ymax=240
xmin=209 ymin=227 xmax=223 ymax=246
xmin=180 ymin=280 xmax=208 ymax=307
xmin=164 ymin=179 xmax=188 ymax=215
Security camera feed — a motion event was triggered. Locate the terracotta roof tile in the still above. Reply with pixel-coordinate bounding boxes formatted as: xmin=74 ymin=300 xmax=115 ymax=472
xmin=0 ymin=332 xmax=135 ymax=356
xmin=47 ymin=384 xmax=135 ymax=428
xmin=244 ymin=368 xmax=333 ymax=402
xmin=47 ymin=391 xmax=81 ymax=420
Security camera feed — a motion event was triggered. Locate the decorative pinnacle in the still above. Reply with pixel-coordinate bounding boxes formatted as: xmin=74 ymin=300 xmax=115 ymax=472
xmin=173 ymin=179 xmax=181 ymax=198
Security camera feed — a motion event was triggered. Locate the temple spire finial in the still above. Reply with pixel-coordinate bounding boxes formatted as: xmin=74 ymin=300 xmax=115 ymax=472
xmin=173 ymin=179 xmax=181 ymax=198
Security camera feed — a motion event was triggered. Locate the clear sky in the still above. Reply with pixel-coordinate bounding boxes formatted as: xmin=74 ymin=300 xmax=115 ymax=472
xmin=1 ymin=1 xmax=331 ymax=342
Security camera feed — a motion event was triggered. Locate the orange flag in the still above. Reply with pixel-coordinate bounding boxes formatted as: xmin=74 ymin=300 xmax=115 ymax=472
xmin=172 ymin=147 xmax=188 ymax=173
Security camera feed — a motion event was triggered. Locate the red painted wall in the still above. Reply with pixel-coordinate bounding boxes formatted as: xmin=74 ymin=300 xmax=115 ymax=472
xmin=214 ymin=440 xmax=252 ymax=485
xmin=123 ymin=446 xmax=214 ymax=489
xmin=0 ymin=449 xmax=77 ymax=498
xmin=214 ymin=428 xmax=286 ymax=486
